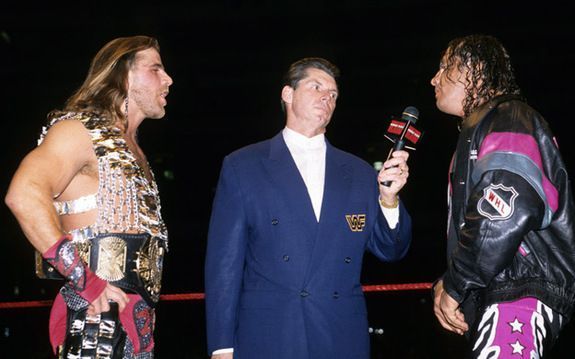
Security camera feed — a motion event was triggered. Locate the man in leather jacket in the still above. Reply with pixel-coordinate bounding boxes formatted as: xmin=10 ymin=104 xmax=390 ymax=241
xmin=431 ymin=34 xmax=575 ymax=358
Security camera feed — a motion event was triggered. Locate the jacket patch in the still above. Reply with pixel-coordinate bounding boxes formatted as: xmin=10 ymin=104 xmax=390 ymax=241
xmin=477 ymin=183 xmax=518 ymax=220
xmin=345 ymin=214 xmax=366 ymax=232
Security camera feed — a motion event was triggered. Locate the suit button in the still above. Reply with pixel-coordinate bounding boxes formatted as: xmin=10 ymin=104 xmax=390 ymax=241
xmin=333 ymin=292 xmax=339 ymax=299
xmin=283 ymin=255 xmax=290 ymax=262
xmin=271 ymin=219 xmax=279 ymax=225
xmin=344 ymin=257 xmax=352 ymax=263
xmin=300 ymin=290 xmax=309 ymax=297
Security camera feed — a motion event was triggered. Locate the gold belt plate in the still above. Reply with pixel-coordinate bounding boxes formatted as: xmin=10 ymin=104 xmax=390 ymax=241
xmin=96 ymin=236 xmax=127 ymax=281
xmin=135 ymin=237 xmax=164 ymax=302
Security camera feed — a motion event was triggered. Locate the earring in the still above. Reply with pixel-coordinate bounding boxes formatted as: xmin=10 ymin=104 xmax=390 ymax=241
xmin=124 ymin=96 xmax=129 ymax=119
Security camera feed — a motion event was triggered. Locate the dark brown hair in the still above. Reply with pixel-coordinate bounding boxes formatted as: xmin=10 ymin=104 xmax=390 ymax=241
xmin=441 ymin=34 xmax=521 ymax=117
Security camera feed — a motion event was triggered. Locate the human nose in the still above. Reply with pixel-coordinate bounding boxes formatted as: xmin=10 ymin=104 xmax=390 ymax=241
xmin=321 ymin=91 xmax=335 ymax=104
xmin=163 ymin=71 xmax=173 ymax=87
xmin=431 ymin=70 xmax=440 ymax=86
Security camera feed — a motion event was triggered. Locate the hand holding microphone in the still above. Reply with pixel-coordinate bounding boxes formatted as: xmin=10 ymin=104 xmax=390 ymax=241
xmin=380 ymin=106 xmax=420 ymax=187
xmin=378 ymin=151 xmax=410 ymax=194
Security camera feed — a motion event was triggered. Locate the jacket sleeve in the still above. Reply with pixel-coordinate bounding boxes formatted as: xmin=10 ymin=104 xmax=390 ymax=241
xmin=443 ymin=162 xmax=547 ymax=303
xmin=204 ymin=156 xmax=248 ymax=354
xmin=367 ymin=199 xmax=412 ymax=262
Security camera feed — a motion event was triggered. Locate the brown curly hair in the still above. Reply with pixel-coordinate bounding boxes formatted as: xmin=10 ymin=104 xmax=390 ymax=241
xmin=441 ymin=34 xmax=521 ymax=117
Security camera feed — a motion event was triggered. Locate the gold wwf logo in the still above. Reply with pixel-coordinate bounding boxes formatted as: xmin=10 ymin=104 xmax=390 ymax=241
xmin=96 ymin=236 xmax=127 ymax=282
xmin=345 ymin=214 xmax=366 ymax=232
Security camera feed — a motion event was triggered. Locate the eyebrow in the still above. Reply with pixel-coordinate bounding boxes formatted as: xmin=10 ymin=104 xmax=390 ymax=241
xmin=151 ymin=61 xmax=164 ymax=68
xmin=307 ymin=78 xmax=338 ymax=92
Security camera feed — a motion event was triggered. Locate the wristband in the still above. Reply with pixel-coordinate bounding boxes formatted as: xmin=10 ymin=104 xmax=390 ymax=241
xmin=42 ymin=235 xmax=107 ymax=304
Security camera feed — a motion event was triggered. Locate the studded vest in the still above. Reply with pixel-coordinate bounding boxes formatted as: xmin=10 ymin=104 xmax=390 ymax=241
xmin=39 ymin=111 xmax=168 ymax=248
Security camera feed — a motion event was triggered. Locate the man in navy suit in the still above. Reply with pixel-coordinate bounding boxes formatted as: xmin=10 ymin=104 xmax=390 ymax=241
xmin=205 ymin=57 xmax=412 ymax=359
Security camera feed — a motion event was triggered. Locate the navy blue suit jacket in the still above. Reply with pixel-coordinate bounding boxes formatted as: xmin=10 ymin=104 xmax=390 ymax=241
xmin=205 ymin=132 xmax=411 ymax=358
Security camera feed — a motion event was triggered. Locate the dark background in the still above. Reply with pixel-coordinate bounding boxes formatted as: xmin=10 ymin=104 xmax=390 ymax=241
xmin=1 ymin=1 xmax=574 ymax=357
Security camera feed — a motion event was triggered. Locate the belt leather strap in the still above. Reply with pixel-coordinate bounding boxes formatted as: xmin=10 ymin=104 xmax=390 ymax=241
xmin=59 ymin=302 xmax=126 ymax=359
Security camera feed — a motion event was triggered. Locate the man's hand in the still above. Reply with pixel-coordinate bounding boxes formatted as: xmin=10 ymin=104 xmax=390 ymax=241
xmin=87 ymin=283 xmax=130 ymax=316
xmin=433 ymin=279 xmax=468 ymax=335
xmin=378 ymin=150 xmax=409 ymax=202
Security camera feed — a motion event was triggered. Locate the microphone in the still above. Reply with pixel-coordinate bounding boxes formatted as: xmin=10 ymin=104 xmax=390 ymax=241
xmin=381 ymin=106 xmax=419 ymax=187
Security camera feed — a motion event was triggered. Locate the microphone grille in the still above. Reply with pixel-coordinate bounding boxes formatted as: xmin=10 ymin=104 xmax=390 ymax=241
xmin=402 ymin=106 xmax=419 ymax=123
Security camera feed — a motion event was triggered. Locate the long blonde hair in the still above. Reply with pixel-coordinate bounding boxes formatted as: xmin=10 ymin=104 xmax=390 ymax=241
xmin=61 ymin=36 xmax=160 ymax=128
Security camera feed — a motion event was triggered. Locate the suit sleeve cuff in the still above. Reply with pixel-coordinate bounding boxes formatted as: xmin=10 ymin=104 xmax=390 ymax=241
xmin=379 ymin=201 xmax=399 ymax=229
xmin=212 ymin=348 xmax=234 ymax=355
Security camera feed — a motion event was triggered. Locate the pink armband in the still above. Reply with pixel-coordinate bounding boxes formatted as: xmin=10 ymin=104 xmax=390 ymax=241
xmin=42 ymin=235 xmax=107 ymax=304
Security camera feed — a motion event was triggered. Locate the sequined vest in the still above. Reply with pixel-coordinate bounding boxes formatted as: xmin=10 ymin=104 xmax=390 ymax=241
xmin=39 ymin=111 xmax=168 ymax=247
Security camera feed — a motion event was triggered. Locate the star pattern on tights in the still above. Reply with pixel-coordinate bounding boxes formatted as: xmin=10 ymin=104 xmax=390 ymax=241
xmin=508 ymin=317 xmax=524 ymax=333
xmin=510 ymin=339 xmax=525 ymax=355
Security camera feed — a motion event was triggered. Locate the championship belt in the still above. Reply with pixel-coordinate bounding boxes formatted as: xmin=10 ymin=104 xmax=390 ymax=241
xmin=36 ymin=233 xmax=165 ymax=307
xmin=91 ymin=233 xmax=165 ymax=306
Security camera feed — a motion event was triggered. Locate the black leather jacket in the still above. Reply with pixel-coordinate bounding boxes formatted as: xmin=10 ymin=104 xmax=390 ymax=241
xmin=442 ymin=95 xmax=575 ymax=321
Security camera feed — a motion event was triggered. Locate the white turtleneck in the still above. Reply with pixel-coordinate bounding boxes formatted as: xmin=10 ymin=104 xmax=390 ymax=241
xmin=282 ymin=127 xmax=399 ymax=226
xmin=283 ymin=127 xmax=326 ymax=221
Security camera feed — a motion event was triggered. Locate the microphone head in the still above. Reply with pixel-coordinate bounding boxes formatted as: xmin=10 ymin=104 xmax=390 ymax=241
xmin=401 ymin=106 xmax=419 ymax=123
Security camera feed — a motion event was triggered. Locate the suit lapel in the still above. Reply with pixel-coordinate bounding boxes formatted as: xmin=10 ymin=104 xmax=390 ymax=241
xmin=304 ymin=142 xmax=352 ymax=283
xmin=262 ymin=133 xmax=318 ymax=230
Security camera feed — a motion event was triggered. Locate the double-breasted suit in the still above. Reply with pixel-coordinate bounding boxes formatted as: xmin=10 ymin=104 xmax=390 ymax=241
xmin=205 ymin=132 xmax=411 ymax=358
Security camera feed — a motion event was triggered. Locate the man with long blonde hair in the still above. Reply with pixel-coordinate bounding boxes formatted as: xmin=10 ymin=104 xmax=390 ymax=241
xmin=6 ymin=35 xmax=173 ymax=358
